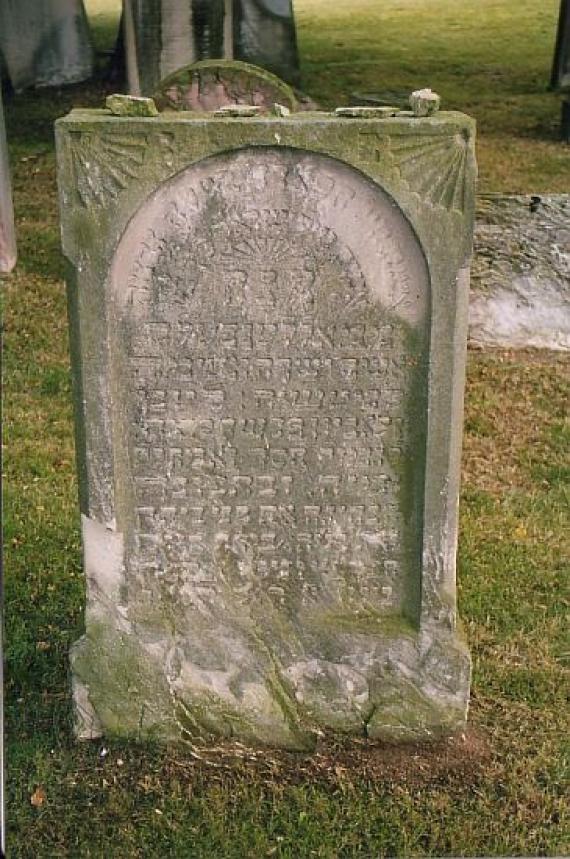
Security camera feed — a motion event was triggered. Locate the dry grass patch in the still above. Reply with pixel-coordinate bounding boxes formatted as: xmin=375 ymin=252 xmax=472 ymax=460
xmin=463 ymin=349 xmax=570 ymax=493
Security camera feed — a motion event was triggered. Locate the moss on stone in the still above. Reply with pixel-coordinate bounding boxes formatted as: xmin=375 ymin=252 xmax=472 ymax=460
xmin=308 ymin=609 xmax=416 ymax=638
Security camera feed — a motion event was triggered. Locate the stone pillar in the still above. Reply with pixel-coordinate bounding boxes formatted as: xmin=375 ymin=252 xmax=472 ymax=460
xmin=0 ymin=0 xmax=93 ymax=91
xmin=56 ymin=107 xmax=476 ymax=748
xmin=0 ymin=90 xmax=16 ymax=274
xmin=125 ymin=0 xmax=299 ymax=95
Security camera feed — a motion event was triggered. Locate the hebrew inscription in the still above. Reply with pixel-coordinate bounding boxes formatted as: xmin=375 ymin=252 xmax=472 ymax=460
xmin=110 ymin=148 xmax=429 ymax=645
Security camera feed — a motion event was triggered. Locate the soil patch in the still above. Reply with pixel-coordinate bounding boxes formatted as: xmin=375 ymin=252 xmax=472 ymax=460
xmin=161 ymin=727 xmax=492 ymax=791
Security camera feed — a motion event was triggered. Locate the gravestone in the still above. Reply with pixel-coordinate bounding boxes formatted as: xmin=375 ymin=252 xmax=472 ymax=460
xmin=153 ymin=59 xmax=297 ymax=112
xmin=234 ymin=0 xmax=300 ymax=86
xmin=550 ymin=0 xmax=570 ymax=140
xmin=551 ymin=0 xmax=570 ymax=91
xmin=0 ymin=90 xmax=16 ymax=273
xmin=0 ymin=0 xmax=93 ymax=91
xmin=124 ymin=0 xmax=299 ymax=96
xmin=124 ymin=0 xmax=226 ymax=96
xmin=57 ymin=107 xmax=476 ymax=748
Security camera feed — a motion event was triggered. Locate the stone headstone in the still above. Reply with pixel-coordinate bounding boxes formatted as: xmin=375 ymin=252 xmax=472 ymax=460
xmin=550 ymin=0 xmax=570 ymax=140
xmin=234 ymin=0 xmax=300 ymax=86
xmin=57 ymin=107 xmax=476 ymax=748
xmin=0 ymin=0 xmax=93 ymax=91
xmin=124 ymin=0 xmax=225 ymax=96
xmin=551 ymin=0 xmax=570 ymax=91
xmin=0 ymin=90 xmax=16 ymax=274
xmin=153 ymin=59 xmax=297 ymax=112
xmin=124 ymin=0 xmax=300 ymax=96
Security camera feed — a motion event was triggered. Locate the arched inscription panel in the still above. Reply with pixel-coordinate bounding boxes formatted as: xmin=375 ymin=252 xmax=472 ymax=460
xmin=109 ymin=148 xmax=430 ymax=649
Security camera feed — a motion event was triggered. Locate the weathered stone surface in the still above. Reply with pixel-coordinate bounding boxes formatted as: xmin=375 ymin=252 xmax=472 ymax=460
xmin=56 ymin=110 xmax=476 ymax=748
xmin=335 ymin=106 xmax=399 ymax=119
xmin=350 ymin=91 xmax=409 ymax=109
xmin=153 ymin=59 xmax=297 ymax=113
xmin=106 ymin=94 xmax=159 ymax=117
xmin=0 ymin=90 xmax=16 ymax=274
xmin=409 ymin=89 xmax=441 ymax=117
xmin=213 ymin=103 xmax=263 ymax=116
xmin=125 ymin=0 xmax=299 ymax=96
xmin=471 ymin=195 xmax=570 ymax=351
xmin=0 ymin=0 xmax=93 ymax=91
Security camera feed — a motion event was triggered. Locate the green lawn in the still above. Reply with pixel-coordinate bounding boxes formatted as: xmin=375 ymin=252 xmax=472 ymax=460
xmin=3 ymin=1 xmax=570 ymax=856
xmin=297 ymin=0 xmax=569 ymax=191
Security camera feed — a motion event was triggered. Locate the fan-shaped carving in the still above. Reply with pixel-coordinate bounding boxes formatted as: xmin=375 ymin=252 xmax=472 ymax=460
xmin=70 ymin=134 xmax=149 ymax=208
xmin=388 ymin=132 xmax=470 ymax=213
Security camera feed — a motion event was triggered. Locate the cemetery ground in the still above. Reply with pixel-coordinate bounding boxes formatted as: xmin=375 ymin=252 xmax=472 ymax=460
xmin=3 ymin=0 xmax=569 ymax=855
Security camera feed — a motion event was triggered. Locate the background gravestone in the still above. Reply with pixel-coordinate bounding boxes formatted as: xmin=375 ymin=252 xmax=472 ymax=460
xmin=153 ymin=59 xmax=297 ymax=111
xmin=551 ymin=0 xmax=570 ymax=91
xmin=470 ymin=195 xmax=570 ymax=350
xmin=0 ymin=0 xmax=93 ymax=91
xmin=0 ymin=90 xmax=16 ymax=273
xmin=57 ymin=107 xmax=476 ymax=748
xmin=124 ymin=0 xmax=226 ymax=96
xmin=124 ymin=0 xmax=300 ymax=95
xmin=234 ymin=0 xmax=299 ymax=86
xmin=551 ymin=0 xmax=570 ymax=140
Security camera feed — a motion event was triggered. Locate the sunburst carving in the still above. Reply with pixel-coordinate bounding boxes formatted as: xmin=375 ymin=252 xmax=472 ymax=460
xmin=70 ymin=133 xmax=149 ymax=208
xmin=388 ymin=132 xmax=470 ymax=213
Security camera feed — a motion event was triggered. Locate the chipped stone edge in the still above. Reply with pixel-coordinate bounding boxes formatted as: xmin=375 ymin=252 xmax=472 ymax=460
xmin=71 ymin=669 xmax=103 ymax=740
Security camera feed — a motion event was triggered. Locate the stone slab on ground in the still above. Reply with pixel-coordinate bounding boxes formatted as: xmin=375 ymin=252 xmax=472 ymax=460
xmin=233 ymin=0 xmax=299 ymax=86
xmin=56 ymin=108 xmax=476 ymax=749
xmin=350 ymin=91 xmax=410 ymax=109
xmin=0 ymin=0 xmax=93 ymax=91
xmin=0 ymin=90 xmax=16 ymax=273
xmin=471 ymin=194 xmax=570 ymax=351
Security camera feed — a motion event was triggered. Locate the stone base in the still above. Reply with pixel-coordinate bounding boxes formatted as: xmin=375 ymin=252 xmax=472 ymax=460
xmin=71 ymin=617 xmax=470 ymax=749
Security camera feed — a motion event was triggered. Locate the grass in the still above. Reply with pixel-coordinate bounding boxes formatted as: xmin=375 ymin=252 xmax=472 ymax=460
xmin=296 ymin=0 xmax=569 ymax=191
xmin=3 ymin=1 xmax=570 ymax=856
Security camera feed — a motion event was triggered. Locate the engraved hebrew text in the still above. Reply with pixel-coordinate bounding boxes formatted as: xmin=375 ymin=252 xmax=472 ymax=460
xmin=111 ymin=149 xmax=429 ymax=625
